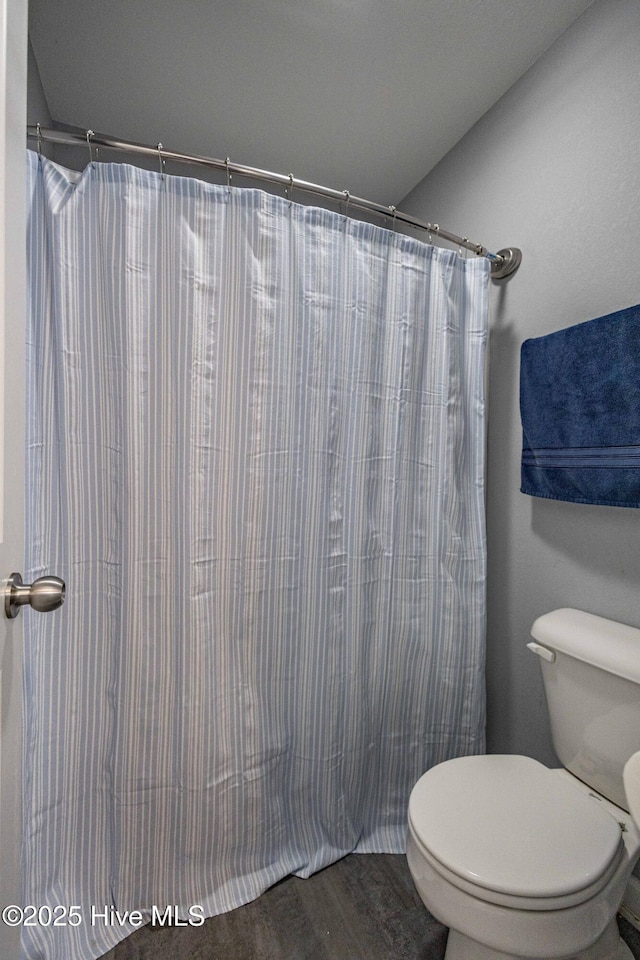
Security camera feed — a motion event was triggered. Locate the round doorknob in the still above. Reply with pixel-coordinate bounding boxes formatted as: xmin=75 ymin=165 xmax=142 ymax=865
xmin=4 ymin=572 xmax=66 ymax=619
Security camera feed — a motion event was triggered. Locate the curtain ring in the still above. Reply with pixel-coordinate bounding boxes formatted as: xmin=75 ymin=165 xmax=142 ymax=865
xmin=343 ymin=190 xmax=350 ymax=219
xmin=86 ymin=130 xmax=95 ymax=168
xmin=287 ymin=173 xmax=294 ymax=205
xmin=36 ymin=122 xmax=42 ymax=159
xmin=389 ymin=205 xmax=397 ymax=232
xmin=157 ymin=142 xmax=165 ymax=180
xmin=225 ymin=157 xmax=232 ymax=192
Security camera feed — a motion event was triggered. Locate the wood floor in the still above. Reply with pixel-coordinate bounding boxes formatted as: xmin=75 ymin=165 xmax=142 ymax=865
xmin=102 ymin=853 xmax=640 ymax=960
xmin=102 ymin=854 xmax=447 ymax=960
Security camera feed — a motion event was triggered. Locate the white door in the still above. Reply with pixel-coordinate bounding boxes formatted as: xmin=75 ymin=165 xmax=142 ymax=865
xmin=1 ymin=0 xmax=28 ymax=955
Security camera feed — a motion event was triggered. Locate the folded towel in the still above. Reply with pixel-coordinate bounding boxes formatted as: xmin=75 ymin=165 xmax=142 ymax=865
xmin=520 ymin=303 xmax=640 ymax=507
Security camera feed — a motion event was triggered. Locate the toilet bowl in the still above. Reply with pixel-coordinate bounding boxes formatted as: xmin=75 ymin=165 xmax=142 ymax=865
xmin=406 ymin=609 xmax=640 ymax=960
xmin=407 ymin=755 xmax=640 ymax=959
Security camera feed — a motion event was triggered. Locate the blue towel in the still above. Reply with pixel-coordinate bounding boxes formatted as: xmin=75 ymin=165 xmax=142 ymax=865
xmin=520 ymin=303 xmax=640 ymax=507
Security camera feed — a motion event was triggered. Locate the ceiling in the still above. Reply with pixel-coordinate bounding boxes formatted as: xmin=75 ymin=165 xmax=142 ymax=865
xmin=29 ymin=0 xmax=595 ymax=205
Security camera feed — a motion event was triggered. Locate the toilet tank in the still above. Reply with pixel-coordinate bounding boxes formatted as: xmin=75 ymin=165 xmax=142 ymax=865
xmin=529 ymin=608 xmax=640 ymax=811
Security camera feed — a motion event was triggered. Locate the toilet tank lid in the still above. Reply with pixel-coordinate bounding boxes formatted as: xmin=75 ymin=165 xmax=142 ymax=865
xmin=531 ymin=608 xmax=640 ymax=684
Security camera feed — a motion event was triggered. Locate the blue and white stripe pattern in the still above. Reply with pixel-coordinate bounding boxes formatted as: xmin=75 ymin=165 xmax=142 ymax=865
xmin=24 ymin=150 xmax=489 ymax=960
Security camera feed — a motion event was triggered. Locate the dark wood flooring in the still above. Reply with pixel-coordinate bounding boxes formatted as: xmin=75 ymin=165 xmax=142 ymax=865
xmin=102 ymin=853 xmax=640 ymax=960
xmin=102 ymin=854 xmax=446 ymax=960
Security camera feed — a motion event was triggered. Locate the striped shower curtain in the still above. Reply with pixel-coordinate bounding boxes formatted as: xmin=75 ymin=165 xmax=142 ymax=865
xmin=24 ymin=149 xmax=489 ymax=960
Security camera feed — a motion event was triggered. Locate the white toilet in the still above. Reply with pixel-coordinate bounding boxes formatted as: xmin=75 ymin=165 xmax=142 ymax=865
xmin=407 ymin=608 xmax=640 ymax=960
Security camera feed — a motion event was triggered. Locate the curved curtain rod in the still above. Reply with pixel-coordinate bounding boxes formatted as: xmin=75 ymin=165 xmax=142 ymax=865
xmin=27 ymin=123 xmax=522 ymax=279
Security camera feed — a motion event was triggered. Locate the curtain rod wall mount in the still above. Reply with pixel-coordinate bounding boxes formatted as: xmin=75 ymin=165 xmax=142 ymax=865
xmin=28 ymin=124 xmax=522 ymax=280
xmin=490 ymin=248 xmax=522 ymax=280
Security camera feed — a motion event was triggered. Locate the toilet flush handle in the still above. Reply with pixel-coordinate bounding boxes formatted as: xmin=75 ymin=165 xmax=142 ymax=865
xmin=527 ymin=641 xmax=556 ymax=663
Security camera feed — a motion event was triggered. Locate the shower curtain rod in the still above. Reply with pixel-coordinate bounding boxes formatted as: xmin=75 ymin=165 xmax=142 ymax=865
xmin=27 ymin=123 xmax=522 ymax=279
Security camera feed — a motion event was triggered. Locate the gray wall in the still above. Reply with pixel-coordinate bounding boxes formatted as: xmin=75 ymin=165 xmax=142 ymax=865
xmin=402 ymin=0 xmax=640 ymax=765
xmin=27 ymin=38 xmax=50 ymax=127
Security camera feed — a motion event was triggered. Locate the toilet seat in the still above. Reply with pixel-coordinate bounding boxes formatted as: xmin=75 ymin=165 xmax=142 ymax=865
xmin=408 ymin=754 xmax=624 ymax=910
